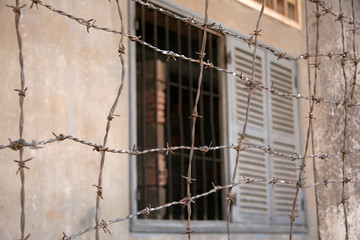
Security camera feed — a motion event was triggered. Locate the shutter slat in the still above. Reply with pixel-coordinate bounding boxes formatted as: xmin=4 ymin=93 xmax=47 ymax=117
xmin=240 ymin=185 xmax=268 ymax=191
xmin=272 ymin=141 xmax=299 ymax=217
xmin=236 ymin=134 xmax=268 ymax=218
xmin=271 ymin=61 xmax=296 ymax=135
xmin=272 ymin=99 xmax=294 ymax=113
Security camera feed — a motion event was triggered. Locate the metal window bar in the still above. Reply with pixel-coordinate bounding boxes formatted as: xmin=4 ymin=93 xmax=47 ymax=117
xmin=140 ymin=5 xmax=147 ymax=214
xmin=187 ymin=23 xmax=196 ymax=220
xmin=135 ymin=3 xmax=223 ymax=221
xmin=152 ymin=9 xmax=160 ymax=220
xmin=165 ymin=14 xmax=174 ymax=220
xmin=209 ymin=33 xmax=220 ymax=220
xmin=176 ymin=19 xmax=186 ymax=220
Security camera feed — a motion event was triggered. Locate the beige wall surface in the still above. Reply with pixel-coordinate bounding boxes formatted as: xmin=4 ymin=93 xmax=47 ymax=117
xmin=307 ymin=1 xmax=360 ymax=239
xmin=0 ymin=0 xmax=130 ymax=239
xmin=0 ymin=0 xmax=318 ymax=239
xmin=170 ymin=0 xmax=307 ymax=55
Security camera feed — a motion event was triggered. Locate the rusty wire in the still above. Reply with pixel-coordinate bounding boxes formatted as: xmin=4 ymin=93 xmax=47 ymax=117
xmin=6 ymin=1 xmax=31 ymax=239
xmin=133 ymin=0 xmax=358 ymax=62
xmin=3 ymin=133 xmax=360 ymax=163
xmin=93 ymin=1 xmax=126 ymax=239
xmin=309 ymin=0 xmax=360 ymax=26
xmin=289 ymin=2 xmax=321 ymax=239
xmin=183 ymin=1 xmax=209 ymax=238
xmin=28 ymin=0 xmax=360 ymax=108
xmin=306 ymin=2 xmax=321 ymax=237
xmin=1 ymin=0 xmax=359 ymax=239
xmin=338 ymin=0 xmax=350 ymax=239
xmin=60 ymin=176 xmax=356 ymax=240
xmin=226 ymin=1 xmax=265 ymax=239
xmin=350 ymin=0 xmax=359 ymax=100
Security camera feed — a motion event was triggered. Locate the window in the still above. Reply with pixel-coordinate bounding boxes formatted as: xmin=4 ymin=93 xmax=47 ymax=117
xmin=131 ymin=1 xmax=306 ymax=233
xmin=134 ymin=3 xmax=224 ymax=225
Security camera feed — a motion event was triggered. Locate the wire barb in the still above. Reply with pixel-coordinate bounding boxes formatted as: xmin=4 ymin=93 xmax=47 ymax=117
xmin=14 ymin=158 xmax=32 ymax=175
xmin=6 ymin=4 xmax=26 ymax=14
xmin=92 ymin=184 xmax=103 ymax=200
xmin=30 ymin=0 xmax=41 ymax=9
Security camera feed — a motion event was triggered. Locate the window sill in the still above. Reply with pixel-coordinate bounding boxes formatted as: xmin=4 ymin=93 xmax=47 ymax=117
xmin=131 ymin=219 xmax=307 ymax=234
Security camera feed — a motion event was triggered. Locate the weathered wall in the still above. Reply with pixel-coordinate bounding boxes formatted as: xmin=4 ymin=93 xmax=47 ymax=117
xmin=0 ymin=0 xmax=318 ymax=239
xmin=170 ymin=0 xmax=307 ymax=55
xmin=306 ymin=1 xmax=360 ymax=239
xmin=0 ymin=0 xmax=130 ymax=239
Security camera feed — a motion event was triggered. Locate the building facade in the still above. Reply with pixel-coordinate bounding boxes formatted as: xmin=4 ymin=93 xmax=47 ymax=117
xmin=1 ymin=0 xmax=358 ymax=239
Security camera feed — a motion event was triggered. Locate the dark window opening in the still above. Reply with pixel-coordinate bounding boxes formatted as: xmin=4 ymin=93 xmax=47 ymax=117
xmin=135 ymin=4 xmax=224 ymax=221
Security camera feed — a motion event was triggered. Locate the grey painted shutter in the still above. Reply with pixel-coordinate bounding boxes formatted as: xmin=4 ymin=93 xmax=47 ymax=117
xmin=267 ymin=55 xmax=305 ymax=225
xmin=227 ymin=37 xmax=305 ymax=227
xmin=227 ymin=38 xmax=269 ymax=224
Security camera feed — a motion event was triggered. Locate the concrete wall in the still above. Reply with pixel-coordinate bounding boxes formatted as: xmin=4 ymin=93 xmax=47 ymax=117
xmin=306 ymin=1 xmax=360 ymax=240
xmin=0 ymin=0 xmax=318 ymax=239
xmin=0 ymin=0 xmax=130 ymax=239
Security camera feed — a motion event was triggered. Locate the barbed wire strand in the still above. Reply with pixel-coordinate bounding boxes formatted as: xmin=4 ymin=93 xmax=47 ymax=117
xmin=6 ymin=1 xmax=31 ymax=239
xmin=309 ymin=0 xmax=360 ymax=26
xmin=226 ymin=1 xmax=265 ymax=239
xmin=338 ymin=0 xmax=350 ymax=239
xmin=289 ymin=2 xmax=321 ymax=239
xmin=3 ymin=133 xmax=360 ymax=162
xmin=305 ymin=2 xmax=321 ymax=238
xmin=184 ymin=1 xmax=208 ymax=238
xmin=0 ymin=1 xmax=357 ymax=239
xmin=61 ymin=177 xmax=358 ymax=240
xmin=29 ymin=0 xmax=360 ymax=108
xmin=134 ymin=0 xmax=358 ymax=62
xmin=93 ymin=1 xmax=126 ymax=239
xmin=350 ymin=0 xmax=359 ymax=101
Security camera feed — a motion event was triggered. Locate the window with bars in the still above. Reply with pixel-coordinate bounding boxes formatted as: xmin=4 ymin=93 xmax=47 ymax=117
xmin=135 ymin=3 xmax=224 ymax=224
xmin=131 ymin=1 xmax=306 ymax=233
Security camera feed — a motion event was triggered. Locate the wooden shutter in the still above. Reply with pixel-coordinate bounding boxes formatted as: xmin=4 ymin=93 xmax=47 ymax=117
xmin=227 ymin=37 xmax=305 ymax=227
xmin=267 ymin=55 xmax=305 ymax=225
xmin=226 ymin=38 xmax=269 ymax=224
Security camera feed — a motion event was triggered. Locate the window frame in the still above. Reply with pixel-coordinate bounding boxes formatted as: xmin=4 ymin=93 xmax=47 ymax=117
xmin=129 ymin=0 xmax=307 ymax=234
xmin=129 ymin=0 xmax=228 ymax=233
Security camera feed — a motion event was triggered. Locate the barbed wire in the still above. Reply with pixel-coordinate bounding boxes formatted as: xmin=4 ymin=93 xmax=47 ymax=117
xmin=349 ymin=0 xmax=359 ymax=100
xmin=226 ymin=1 xmax=265 ymax=239
xmin=93 ymin=1 xmax=126 ymax=239
xmin=29 ymin=0 xmax=360 ymax=108
xmin=61 ymin=176 xmax=358 ymax=240
xmin=6 ymin=1 xmax=31 ymax=240
xmin=309 ymin=0 xmax=360 ymax=26
xmin=2 ymin=133 xmax=360 ymax=162
xmin=2 ymin=0 xmax=358 ymax=239
xmin=338 ymin=0 xmax=350 ymax=239
xmin=133 ymin=0 xmax=359 ymax=62
xmin=182 ymin=1 xmax=209 ymax=238
xmin=289 ymin=2 xmax=321 ymax=238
